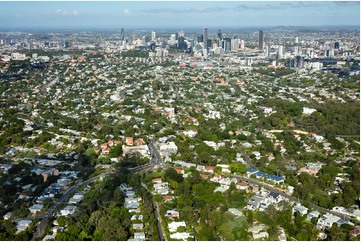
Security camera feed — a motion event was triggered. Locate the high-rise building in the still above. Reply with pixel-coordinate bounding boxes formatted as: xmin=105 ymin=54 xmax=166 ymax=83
xmin=240 ymin=40 xmax=245 ymax=49
xmin=178 ymin=36 xmax=187 ymax=50
xmin=151 ymin=31 xmax=156 ymax=42
xmin=170 ymin=34 xmax=176 ymax=43
xmin=231 ymin=38 xmax=240 ymax=52
xmin=217 ymin=28 xmax=222 ymax=40
xmin=278 ymin=46 xmax=284 ymax=59
xmin=258 ymin=30 xmax=264 ymax=50
xmin=120 ymin=28 xmax=125 ymax=41
xmin=197 ymin=35 xmax=203 ymax=43
xmin=203 ymin=27 xmax=208 ymax=48
xmin=290 ymin=56 xmax=304 ymax=69
xmin=295 ymin=37 xmax=299 ymax=43
xmin=64 ymin=41 xmax=73 ymax=49
xmin=207 ymin=39 xmax=212 ymax=48
xmin=334 ymin=42 xmax=340 ymax=49
xmin=222 ymin=38 xmax=231 ymax=52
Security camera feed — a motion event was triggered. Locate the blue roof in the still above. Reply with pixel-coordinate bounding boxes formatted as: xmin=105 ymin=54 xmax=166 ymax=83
xmin=286 ymin=166 xmax=297 ymax=170
xmin=255 ymin=171 xmax=284 ymax=182
xmin=247 ymin=168 xmax=258 ymax=173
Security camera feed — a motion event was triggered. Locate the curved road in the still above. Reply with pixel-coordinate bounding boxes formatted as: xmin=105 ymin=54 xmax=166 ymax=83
xmin=31 ymin=171 xmax=112 ymax=240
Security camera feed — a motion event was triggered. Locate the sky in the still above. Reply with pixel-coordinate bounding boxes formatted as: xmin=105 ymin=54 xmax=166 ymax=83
xmin=0 ymin=1 xmax=359 ymax=29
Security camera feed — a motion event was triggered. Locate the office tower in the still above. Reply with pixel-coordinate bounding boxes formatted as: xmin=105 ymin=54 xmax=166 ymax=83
xmin=170 ymin=34 xmax=176 ymax=42
xmin=278 ymin=46 xmax=283 ymax=59
xmin=197 ymin=35 xmax=203 ymax=43
xmin=231 ymin=38 xmax=240 ymax=52
xmin=178 ymin=36 xmax=187 ymax=50
xmin=258 ymin=30 xmax=264 ymax=50
xmin=203 ymin=27 xmax=208 ymax=48
xmin=64 ymin=41 xmax=72 ymax=49
xmin=207 ymin=39 xmax=212 ymax=48
xmin=291 ymin=56 xmax=304 ymax=69
xmin=178 ymin=31 xmax=184 ymax=38
xmin=217 ymin=28 xmax=222 ymax=40
xmin=151 ymin=31 xmax=156 ymax=42
xmin=240 ymin=40 xmax=245 ymax=49
xmin=334 ymin=42 xmax=340 ymax=49
xmin=295 ymin=37 xmax=299 ymax=43
xmin=223 ymin=38 xmax=231 ymax=52
xmin=120 ymin=28 xmax=125 ymax=41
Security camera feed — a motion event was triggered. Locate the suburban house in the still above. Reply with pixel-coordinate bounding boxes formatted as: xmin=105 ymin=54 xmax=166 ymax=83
xmin=204 ymin=166 xmax=215 ymax=173
xmin=131 ymin=214 xmax=143 ymax=221
xmin=268 ymin=192 xmax=283 ymax=203
xmin=170 ymin=232 xmax=192 ymax=240
xmin=132 ymin=223 xmax=144 ymax=230
xmin=168 ymin=221 xmax=187 ymax=233
xmin=159 ymin=142 xmax=178 ymax=158
xmin=152 ymin=178 xmax=163 ymax=184
xmin=196 ymin=165 xmax=205 ymax=172
xmin=125 ymin=137 xmax=134 ymax=146
xmin=59 ymin=205 xmax=77 ymax=216
xmin=42 ymin=235 xmax=56 ymax=241
xmin=3 ymin=212 xmax=12 ymax=220
xmin=165 ymin=210 xmax=180 ymax=220
xmin=293 ymin=203 xmax=308 ymax=216
xmin=245 ymin=196 xmax=264 ymax=210
xmin=125 ymin=197 xmax=141 ymax=209
xmin=228 ymin=208 xmax=243 ymax=217
xmin=236 ymin=182 xmax=248 ymax=190
xmin=307 ymin=210 xmax=321 ymax=221
xmin=317 ymin=213 xmax=342 ymax=230
xmin=68 ymin=193 xmax=84 ymax=204
xmin=163 ymin=195 xmax=174 ymax=202
xmin=216 ymin=164 xmax=231 ymax=173
xmin=16 ymin=220 xmax=32 ymax=233
xmin=248 ymin=224 xmax=268 ymax=240
xmin=154 ymin=182 xmax=169 ymax=195
xmin=29 ymin=204 xmax=44 ymax=214
xmin=134 ymin=232 xmax=146 ymax=240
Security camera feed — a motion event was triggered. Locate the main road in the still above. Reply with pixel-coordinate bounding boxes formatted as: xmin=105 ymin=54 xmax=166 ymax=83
xmin=141 ymin=183 xmax=166 ymax=241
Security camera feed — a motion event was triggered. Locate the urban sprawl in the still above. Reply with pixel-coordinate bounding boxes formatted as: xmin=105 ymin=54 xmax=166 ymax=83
xmin=0 ymin=26 xmax=360 ymax=241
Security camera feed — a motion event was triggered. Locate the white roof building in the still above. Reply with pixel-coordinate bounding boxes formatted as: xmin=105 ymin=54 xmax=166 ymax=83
xmin=42 ymin=235 xmax=56 ymax=241
xmin=168 ymin=221 xmax=187 ymax=233
xmin=134 ymin=232 xmax=146 ymax=240
xmin=317 ymin=213 xmax=341 ymax=230
xmin=170 ymin=232 xmax=192 ymax=240
xmin=29 ymin=204 xmax=44 ymax=214
xmin=228 ymin=208 xmax=243 ymax=217
xmin=293 ymin=203 xmax=308 ymax=216
xmin=16 ymin=220 xmax=32 ymax=233
xmin=59 ymin=205 xmax=77 ymax=216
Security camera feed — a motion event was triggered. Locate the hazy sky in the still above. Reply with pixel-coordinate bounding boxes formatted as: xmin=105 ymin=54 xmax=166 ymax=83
xmin=0 ymin=1 xmax=359 ymax=29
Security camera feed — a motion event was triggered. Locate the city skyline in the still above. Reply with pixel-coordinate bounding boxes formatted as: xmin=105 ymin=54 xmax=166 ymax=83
xmin=0 ymin=1 xmax=359 ymax=29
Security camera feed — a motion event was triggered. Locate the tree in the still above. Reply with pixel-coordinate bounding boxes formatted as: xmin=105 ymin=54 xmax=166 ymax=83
xmin=229 ymin=163 xmax=247 ymax=174
xmin=214 ymin=166 xmax=222 ymax=175
xmin=327 ymin=223 xmax=345 ymax=241
xmin=164 ymin=168 xmax=184 ymax=183
xmin=109 ymin=144 xmax=122 ymax=158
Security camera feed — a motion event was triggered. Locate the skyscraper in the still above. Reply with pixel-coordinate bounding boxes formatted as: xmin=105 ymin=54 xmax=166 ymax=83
xmin=217 ymin=28 xmax=222 ymax=40
xmin=258 ymin=30 xmax=264 ymax=50
xmin=203 ymin=27 xmax=208 ymax=48
xmin=223 ymin=38 xmax=231 ymax=52
xmin=178 ymin=36 xmax=187 ymax=50
xmin=151 ymin=31 xmax=156 ymax=42
xmin=278 ymin=46 xmax=284 ymax=59
xmin=120 ymin=28 xmax=125 ymax=41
